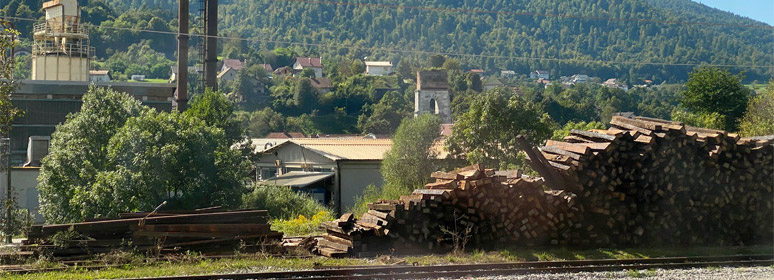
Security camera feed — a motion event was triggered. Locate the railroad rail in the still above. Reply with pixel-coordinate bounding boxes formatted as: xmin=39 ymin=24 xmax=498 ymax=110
xmin=117 ymin=254 xmax=773 ymax=280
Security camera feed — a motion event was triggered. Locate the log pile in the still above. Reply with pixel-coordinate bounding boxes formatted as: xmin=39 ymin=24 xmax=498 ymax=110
xmin=529 ymin=116 xmax=774 ymax=245
xmin=315 ymin=164 xmax=584 ymax=257
xmin=22 ymin=209 xmax=283 ymax=258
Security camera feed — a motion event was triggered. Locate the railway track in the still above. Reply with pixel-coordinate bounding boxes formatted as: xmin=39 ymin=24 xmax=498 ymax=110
xmin=118 ymin=254 xmax=773 ymax=280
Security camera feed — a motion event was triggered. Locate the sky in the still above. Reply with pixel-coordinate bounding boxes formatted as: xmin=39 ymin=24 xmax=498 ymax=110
xmin=692 ymin=0 xmax=774 ymax=25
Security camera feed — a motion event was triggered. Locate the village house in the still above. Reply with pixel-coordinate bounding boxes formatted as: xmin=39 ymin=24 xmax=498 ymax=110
xmin=529 ymin=70 xmax=550 ymax=80
xmin=364 ymin=61 xmax=393 ymax=76
xmin=89 ymin=70 xmax=111 ymax=83
xmin=293 ymin=57 xmax=324 ymax=78
xmin=483 ymin=78 xmax=505 ymax=91
xmin=220 ymin=59 xmax=247 ymax=72
xmin=310 ymin=77 xmax=333 ymax=94
xmin=602 ymin=78 xmax=629 ymax=91
xmin=500 ymin=70 xmax=516 ymax=77
xmin=273 ymin=66 xmax=293 ymax=77
xmin=217 ymin=67 xmax=238 ymax=81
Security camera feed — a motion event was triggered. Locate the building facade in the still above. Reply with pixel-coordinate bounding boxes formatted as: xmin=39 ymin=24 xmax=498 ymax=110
xmin=414 ymin=70 xmax=451 ymax=124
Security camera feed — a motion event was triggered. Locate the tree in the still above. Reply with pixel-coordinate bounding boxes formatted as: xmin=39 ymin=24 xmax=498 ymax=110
xmin=427 ymin=55 xmax=446 ymax=68
xmin=680 ymin=67 xmax=751 ymax=131
xmin=299 ymin=67 xmax=316 ymax=78
xmin=739 ymin=81 xmax=774 ymax=136
xmin=248 ymin=108 xmax=287 ymax=137
xmin=551 ymin=121 xmax=606 ymax=140
xmin=184 ymin=88 xmax=244 ymax=144
xmin=357 ymin=91 xmax=411 ymax=134
xmin=381 ymin=114 xmax=442 ymax=190
xmin=0 ymin=23 xmax=22 ymax=135
xmin=94 ymin=110 xmax=250 ymax=215
xmin=39 ymin=87 xmax=251 ymax=222
xmin=447 ymin=88 xmax=554 ymax=170
xmin=38 ymin=87 xmax=147 ymax=222
xmin=670 ymin=109 xmax=725 ymax=130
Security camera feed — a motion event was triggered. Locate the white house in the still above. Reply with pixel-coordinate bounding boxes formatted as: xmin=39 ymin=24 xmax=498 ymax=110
xmin=221 ymin=59 xmax=247 ymax=73
xmin=501 ymin=70 xmax=516 ymax=77
xmin=364 ymin=61 xmax=393 ymax=76
xmin=293 ymin=57 xmax=323 ymax=78
xmin=602 ymin=78 xmax=629 ymax=91
xmin=529 ymin=70 xmax=550 ymax=80
xmin=218 ymin=67 xmax=238 ymax=81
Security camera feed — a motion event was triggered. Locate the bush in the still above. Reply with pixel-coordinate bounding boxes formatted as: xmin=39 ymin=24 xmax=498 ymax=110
xmin=242 ymin=184 xmax=330 ymax=220
xmin=270 ymin=211 xmax=334 ymax=236
xmin=351 ymin=183 xmax=413 ymax=217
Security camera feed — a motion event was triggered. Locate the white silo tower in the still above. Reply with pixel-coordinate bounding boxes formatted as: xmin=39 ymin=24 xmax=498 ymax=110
xmin=31 ymin=0 xmax=92 ymax=81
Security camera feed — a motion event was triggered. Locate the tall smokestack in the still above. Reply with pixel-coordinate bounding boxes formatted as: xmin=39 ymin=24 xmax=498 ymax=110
xmin=175 ymin=0 xmax=190 ymax=111
xmin=204 ymin=0 xmax=218 ymax=91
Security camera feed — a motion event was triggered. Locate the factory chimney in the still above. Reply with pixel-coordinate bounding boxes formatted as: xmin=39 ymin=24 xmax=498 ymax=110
xmin=174 ymin=0 xmax=189 ymax=111
xmin=204 ymin=0 xmax=218 ymax=91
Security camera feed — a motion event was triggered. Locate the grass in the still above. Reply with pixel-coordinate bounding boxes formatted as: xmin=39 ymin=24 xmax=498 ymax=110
xmin=4 ymin=245 xmax=771 ymax=279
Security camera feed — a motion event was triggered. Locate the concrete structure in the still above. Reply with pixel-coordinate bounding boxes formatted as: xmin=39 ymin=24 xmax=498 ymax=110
xmin=414 ymin=70 xmax=451 ymax=123
xmin=364 ymin=61 xmax=393 ymax=76
xmin=0 ymin=167 xmax=44 ymax=222
xmin=89 ymin=70 xmax=111 ymax=83
xmin=9 ymin=80 xmax=175 ymax=164
xmin=32 ymin=0 xmax=92 ymax=81
xmin=255 ymin=138 xmax=392 ymax=214
xmin=293 ymin=57 xmax=323 ymax=78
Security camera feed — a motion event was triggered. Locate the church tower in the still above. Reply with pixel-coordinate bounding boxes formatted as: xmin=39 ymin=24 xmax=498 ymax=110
xmin=414 ymin=70 xmax=451 ymax=123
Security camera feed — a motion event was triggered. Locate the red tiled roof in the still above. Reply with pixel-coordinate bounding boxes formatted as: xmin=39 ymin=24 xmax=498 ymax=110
xmin=440 ymin=124 xmax=453 ymax=137
xmin=266 ymin=132 xmax=307 ymax=139
xmin=222 ymin=59 xmax=246 ymax=71
xmin=259 ymin=64 xmax=273 ymax=72
xmin=295 ymin=57 xmax=323 ymax=68
xmin=310 ymin=77 xmax=333 ymax=89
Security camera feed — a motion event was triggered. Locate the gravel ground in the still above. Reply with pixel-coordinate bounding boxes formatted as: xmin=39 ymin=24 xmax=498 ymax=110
xmin=436 ymin=266 xmax=774 ymax=280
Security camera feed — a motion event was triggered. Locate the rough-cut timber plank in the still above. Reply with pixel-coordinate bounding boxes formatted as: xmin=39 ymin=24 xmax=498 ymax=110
xmin=545 ymin=140 xmax=591 ymax=155
xmin=570 ymin=129 xmax=617 ymax=142
xmin=129 ymin=224 xmax=272 ymax=233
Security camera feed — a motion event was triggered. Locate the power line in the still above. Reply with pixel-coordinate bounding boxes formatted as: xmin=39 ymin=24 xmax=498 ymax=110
xmin=2 ymin=15 xmax=772 ymax=69
xmin=279 ymin=0 xmax=774 ymax=30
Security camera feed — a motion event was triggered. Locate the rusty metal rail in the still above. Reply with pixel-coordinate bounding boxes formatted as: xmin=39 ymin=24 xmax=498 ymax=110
xmin=117 ymin=254 xmax=772 ymax=280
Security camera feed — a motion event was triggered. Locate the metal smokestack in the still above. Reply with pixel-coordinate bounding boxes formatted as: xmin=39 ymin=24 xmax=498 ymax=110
xmin=175 ymin=0 xmax=190 ymax=111
xmin=204 ymin=0 xmax=218 ymax=91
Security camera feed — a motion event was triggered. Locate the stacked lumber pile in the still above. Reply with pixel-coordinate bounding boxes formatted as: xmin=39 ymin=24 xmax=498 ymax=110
xmin=527 ymin=116 xmax=774 ymax=245
xmin=22 ymin=209 xmax=282 ymax=258
xmin=315 ymin=164 xmax=584 ymax=257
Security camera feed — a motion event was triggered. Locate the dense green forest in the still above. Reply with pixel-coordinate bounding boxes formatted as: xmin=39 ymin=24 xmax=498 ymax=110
xmin=3 ymin=0 xmax=772 ymax=83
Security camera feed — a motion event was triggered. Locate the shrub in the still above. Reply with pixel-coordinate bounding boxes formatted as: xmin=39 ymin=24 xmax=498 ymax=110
xmin=242 ymin=183 xmax=330 ymax=220
xmin=271 ymin=211 xmax=335 ymax=236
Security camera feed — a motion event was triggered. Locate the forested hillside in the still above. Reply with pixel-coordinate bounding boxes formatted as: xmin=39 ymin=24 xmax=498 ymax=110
xmin=2 ymin=0 xmax=771 ymax=83
xmin=215 ymin=0 xmax=772 ymax=82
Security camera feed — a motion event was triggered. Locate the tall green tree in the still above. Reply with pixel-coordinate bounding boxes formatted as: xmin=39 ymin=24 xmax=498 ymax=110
xmin=680 ymin=67 xmax=751 ymax=130
xmin=447 ymin=88 xmax=554 ymax=170
xmin=739 ymin=81 xmax=774 ymax=136
xmin=38 ymin=87 xmax=147 ymax=222
xmin=184 ymin=88 xmax=244 ymax=143
xmin=39 ymin=87 xmax=251 ymax=222
xmin=0 ymin=23 xmax=22 ymax=135
xmin=381 ymin=114 xmax=442 ymax=190
xmin=357 ymin=91 xmax=411 ymax=135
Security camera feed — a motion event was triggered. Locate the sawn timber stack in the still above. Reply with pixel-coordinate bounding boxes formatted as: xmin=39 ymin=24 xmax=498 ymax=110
xmin=526 ymin=116 xmax=773 ymax=246
xmin=315 ymin=164 xmax=583 ymax=257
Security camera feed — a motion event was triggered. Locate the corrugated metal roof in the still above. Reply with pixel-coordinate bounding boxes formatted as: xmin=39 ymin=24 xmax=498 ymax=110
xmin=264 ymin=171 xmax=334 ymax=188
xmin=292 ymin=138 xmax=393 ymax=161
xmin=262 ymin=139 xmax=392 ymax=161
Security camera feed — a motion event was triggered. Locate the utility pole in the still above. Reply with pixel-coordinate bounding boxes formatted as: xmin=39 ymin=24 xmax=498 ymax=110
xmin=1 ymin=138 xmax=10 ymax=244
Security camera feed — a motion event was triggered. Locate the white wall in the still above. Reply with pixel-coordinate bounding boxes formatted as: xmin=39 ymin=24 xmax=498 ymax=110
xmin=0 ymin=168 xmax=43 ymax=222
